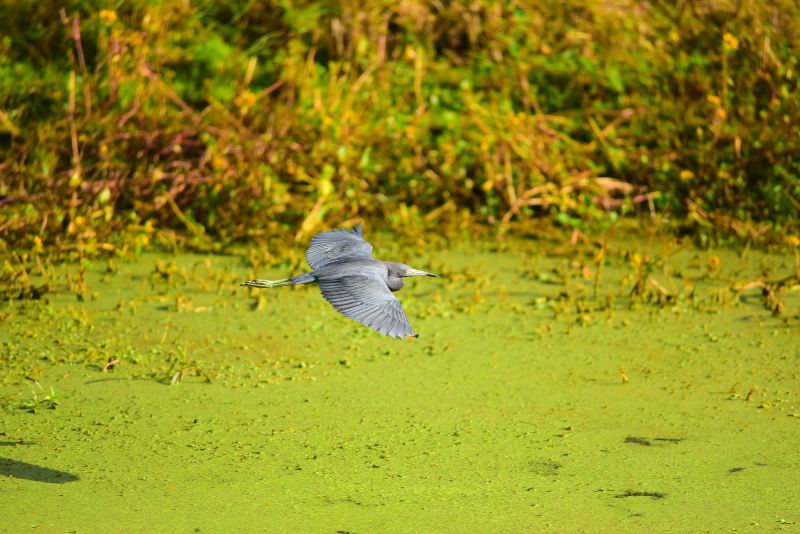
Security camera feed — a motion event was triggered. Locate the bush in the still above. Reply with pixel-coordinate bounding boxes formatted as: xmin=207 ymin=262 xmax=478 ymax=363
xmin=1 ymin=0 xmax=798 ymax=254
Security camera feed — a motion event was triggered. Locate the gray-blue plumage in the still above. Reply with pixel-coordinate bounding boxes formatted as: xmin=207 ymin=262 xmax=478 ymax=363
xmin=241 ymin=223 xmax=437 ymax=338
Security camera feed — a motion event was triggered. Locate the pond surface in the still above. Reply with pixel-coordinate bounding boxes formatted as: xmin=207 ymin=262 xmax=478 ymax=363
xmin=1 ymin=235 xmax=798 ymax=532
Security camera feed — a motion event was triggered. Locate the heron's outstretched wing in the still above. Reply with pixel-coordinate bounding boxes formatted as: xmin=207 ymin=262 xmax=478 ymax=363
xmin=306 ymin=222 xmax=374 ymax=269
xmin=319 ymin=274 xmax=415 ymax=339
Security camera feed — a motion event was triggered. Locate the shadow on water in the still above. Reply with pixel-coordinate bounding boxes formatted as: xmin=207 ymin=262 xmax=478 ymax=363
xmin=0 ymin=458 xmax=79 ymax=483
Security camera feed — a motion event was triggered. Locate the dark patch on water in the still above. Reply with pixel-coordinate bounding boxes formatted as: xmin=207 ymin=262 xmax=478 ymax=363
xmin=624 ymin=436 xmax=685 ymax=446
xmin=0 ymin=457 xmax=79 ymax=483
xmin=653 ymin=437 xmax=685 ymax=443
xmin=615 ymin=490 xmax=666 ymax=500
xmin=527 ymin=460 xmax=561 ymax=476
xmin=728 ymin=467 xmax=746 ymax=474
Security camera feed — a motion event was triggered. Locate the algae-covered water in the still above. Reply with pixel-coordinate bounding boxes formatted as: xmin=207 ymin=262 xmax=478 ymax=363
xmin=1 ymin=234 xmax=799 ymax=532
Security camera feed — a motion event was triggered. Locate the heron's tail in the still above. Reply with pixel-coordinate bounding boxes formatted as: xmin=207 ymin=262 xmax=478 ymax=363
xmin=240 ymin=272 xmax=315 ymax=288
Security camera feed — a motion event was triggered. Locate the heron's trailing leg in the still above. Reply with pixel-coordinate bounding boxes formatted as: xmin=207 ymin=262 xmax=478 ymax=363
xmin=240 ymin=272 xmax=316 ymax=288
xmin=240 ymin=278 xmax=293 ymax=288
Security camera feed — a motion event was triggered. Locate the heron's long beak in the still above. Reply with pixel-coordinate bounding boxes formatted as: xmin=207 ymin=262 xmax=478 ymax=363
xmin=405 ymin=268 xmax=438 ymax=278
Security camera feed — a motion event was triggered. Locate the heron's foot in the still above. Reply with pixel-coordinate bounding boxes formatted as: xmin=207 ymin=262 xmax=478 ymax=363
xmin=240 ymin=278 xmax=291 ymax=288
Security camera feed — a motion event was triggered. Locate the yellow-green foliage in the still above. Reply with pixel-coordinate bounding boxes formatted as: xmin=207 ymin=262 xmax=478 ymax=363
xmin=1 ymin=1 xmax=798 ymax=253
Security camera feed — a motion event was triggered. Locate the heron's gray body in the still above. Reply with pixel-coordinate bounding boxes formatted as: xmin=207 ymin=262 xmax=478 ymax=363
xmin=241 ymin=223 xmax=436 ymax=338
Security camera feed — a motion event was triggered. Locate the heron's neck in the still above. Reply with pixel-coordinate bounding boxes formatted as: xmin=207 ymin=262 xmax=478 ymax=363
xmin=386 ymin=276 xmax=404 ymax=292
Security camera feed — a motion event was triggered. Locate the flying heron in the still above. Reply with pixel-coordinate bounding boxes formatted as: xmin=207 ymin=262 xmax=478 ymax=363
xmin=241 ymin=222 xmax=438 ymax=338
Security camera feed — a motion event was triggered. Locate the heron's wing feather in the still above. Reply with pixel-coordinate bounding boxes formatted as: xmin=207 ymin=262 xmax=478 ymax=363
xmin=306 ymin=222 xmax=373 ymax=269
xmin=319 ymin=274 xmax=414 ymax=339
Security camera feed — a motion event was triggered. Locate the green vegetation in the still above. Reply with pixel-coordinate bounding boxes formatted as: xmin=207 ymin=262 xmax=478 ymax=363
xmin=2 ymin=1 xmax=799 ymax=259
xmin=1 ymin=240 xmax=798 ymax=530
xmin=3 ymin=5 xmax=798 ymax=529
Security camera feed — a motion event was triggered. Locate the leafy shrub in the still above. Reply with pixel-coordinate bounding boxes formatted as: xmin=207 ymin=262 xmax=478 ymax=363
xmin=1 ymin=0 xmax=798 ymax=254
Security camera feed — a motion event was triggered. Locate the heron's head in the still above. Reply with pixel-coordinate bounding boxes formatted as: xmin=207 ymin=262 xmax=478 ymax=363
xmin=395 ymin=263 xmax=438 ymax=278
